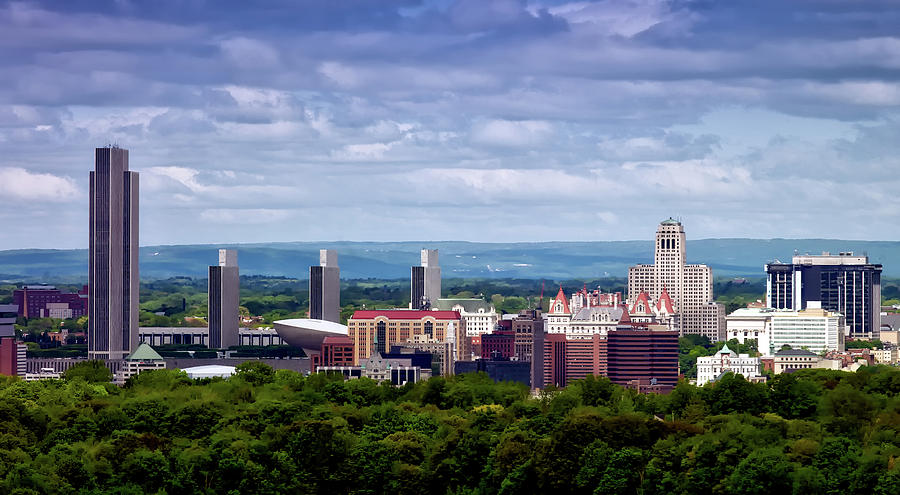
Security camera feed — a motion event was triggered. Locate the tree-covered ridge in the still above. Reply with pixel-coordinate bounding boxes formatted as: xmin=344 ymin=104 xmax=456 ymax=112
xmin=2 ymin=365 xmax=900 ymax=494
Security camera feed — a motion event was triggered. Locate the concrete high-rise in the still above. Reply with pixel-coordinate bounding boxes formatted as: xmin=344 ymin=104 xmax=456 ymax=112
xmin=209 ymin=249 xmax=240 ymax=349
xmin=89 ymin=146 xmax=139 ymax=360
xmin=310 ymin=249 xmax=340 ymax=322
xmin=628 ymin=219 xmax=723 ymax=341
xmin=766 ymin=252 xmax=882 ymax=339
xmin=411 ymin=249 xmax=441 ymax=310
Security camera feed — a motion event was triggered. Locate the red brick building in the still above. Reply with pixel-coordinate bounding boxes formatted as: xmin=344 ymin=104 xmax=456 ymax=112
xmin=13 ymin=285 xmax=88 ymax=319
xmin=605 ymin=325 xmax=679 ymax=391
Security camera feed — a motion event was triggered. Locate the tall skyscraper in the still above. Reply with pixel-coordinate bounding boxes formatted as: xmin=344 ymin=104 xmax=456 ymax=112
xmin=766 ymin=252 xmax=882 ymax=339
xmin=89 ymin=146 xmax=139 ymax=360
xmin=628 ymin=219 xmax=723 ymax=341
xmin=209 ymin=249 xmax=240 ymax=349
xmin=310 ymin=249 xmax=340 ymax=322
xmin=411 ymin=249 xmax=441 ymax=310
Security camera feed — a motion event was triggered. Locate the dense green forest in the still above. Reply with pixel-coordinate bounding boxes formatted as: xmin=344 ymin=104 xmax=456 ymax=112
xmin=1 ymin=364 xmax=899 ymax=494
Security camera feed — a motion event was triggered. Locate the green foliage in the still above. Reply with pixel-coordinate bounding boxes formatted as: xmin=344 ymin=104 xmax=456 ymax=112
xmin=846 ymin=339 xmax=883 ymax=350
xmin=62 ymin=360 xmax=112 ymax=383
xmin=0 ymin=367 xmax=897 ymax=493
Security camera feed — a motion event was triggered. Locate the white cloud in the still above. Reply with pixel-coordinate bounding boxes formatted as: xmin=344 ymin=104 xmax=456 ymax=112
xmin=470 ymin=119 xmax=554 ymax=147
xmin=0 ymin=167 xmax=79 ymax=201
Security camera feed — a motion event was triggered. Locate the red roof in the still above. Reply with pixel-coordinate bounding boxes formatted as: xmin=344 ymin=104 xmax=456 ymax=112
xmin=617 ymin=304 xmax=632 ymax=324
xmin=630 ymin=291 xmax=653 ymax=315
xmin=322 ymin=335 xmax=353 ymax=344
xmin=549 ymin=286 xmax=571 ymax=314
xmin=350 ymin=310 xmax=461 ymax=320
xmin=657 ymin=288 xmax=675 ymax=314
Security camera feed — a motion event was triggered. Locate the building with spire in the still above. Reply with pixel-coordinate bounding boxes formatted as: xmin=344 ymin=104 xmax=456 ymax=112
xmin=627 ymin=218 xmax=724 ymax=341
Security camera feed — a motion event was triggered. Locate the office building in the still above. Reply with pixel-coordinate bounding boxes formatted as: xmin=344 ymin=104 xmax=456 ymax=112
xmin=508 ymin=309 xmax=545 ymax=388
xmin=209 ymin=249 xmax=240 ymax=349
xmin=13 ymin=285 xmax=88 ymax=319
xmin=89 ymin=146 xmax=139 ymax=360
xmin=434 ymin=298 xmax=498 ymax=336
xmin=320 ymin=336 xmax=354 ymax=367
xmin=725 ymin=304 xmax=846 ymax=355
xmin=628 ymin=219 xmax=723 ymax=341
xmin=347 ymin=309 xmax=462 ymax=365
xmin=0 ymin=304 xmax=26 ymax=377
xmin=605 ymin=325 xmax=680 ymax=392
xmin=696 ymin=343 xmax=762 ymax=386
xmin=411 ymin=249 xmax=441 ymax=310
xmin=310 ymin=249 xmax=340 ymax=322
xmin=766 ymin=252 xmax=882 ymax=339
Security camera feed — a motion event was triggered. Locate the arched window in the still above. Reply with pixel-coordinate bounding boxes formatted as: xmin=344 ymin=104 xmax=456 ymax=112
xmin=424 ymin=321 xmax=433 ymax=337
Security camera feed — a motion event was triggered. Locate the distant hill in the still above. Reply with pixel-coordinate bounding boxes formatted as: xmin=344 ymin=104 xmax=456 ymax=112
xmin=0 ymin=239 xmax=896 ymax=282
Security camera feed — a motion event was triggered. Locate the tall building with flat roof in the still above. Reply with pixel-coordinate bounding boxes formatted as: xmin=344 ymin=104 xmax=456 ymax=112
xmin=209 ymin=249 xmax=240 ymax=349
xmin=310 ymin=249 xmax=340 ymax=322
xmin=766 ymin=252 xmax=882 ymax=339
xmin=411 ymin=249 xmax=441 ymax=310
xmin=89 ymin=146 xmax=139 ymax=360
xmin=628 ymin=219 xmax=722 ymax=341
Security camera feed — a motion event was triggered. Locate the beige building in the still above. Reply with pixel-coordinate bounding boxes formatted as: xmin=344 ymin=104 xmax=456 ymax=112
xmin=628 ymin=219 xmax=721 ymax=340
xmin=347 ymin=310 xmax=463 ymax=365
xmin=772 ymin=348 xmax=820 ymax=374
xmin=873 ymin=348 xmax=898 ymax=364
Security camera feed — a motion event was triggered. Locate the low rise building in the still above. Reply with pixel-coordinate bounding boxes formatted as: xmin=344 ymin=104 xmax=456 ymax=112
xmin=117 ymin=343 xmax=166 ymax=384
xmin=696 ymin=343 xmax=762 ymax=386
xmin=772 ymin=349 xmax=820 ymax=374
xmin=873 ymin=348 xmax=898 ymax=364
xmin=434 ymin=298 xmax=498 ymax=337
xmin=13 ymin=285 xmax=88 ymax=319
xmin=138 ymin=327 xmax=284 ymax=347
xmin=317 ymin=351 xmax=429 ymax=386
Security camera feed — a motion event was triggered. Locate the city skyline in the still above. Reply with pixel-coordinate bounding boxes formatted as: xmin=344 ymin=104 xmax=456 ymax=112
xmin=2 ymin=1 xmax=900 ymax=250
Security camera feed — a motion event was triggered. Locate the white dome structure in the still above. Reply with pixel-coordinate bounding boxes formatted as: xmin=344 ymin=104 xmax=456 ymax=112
xmin=273 ymin=318 xmax=348 ymax=354
xmin=182 ymin=364 xmax=236 ymax=379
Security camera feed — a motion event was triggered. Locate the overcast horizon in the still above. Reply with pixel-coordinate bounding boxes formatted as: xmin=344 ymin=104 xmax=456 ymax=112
xmin=2 ymin=0 xmax=899 ymax=250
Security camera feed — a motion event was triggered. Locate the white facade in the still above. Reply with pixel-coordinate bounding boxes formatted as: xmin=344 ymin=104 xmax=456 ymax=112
xmin=726 ymin=305 xmax=846 ymax=355
xmin=696 ymin=344 xmax=762 ymax=386
xmin=434 ymin=299 xmax=498 ymax=337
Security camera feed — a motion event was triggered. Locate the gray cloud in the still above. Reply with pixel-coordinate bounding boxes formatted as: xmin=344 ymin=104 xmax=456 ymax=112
xmin=0 ymin=0 xmax=899 ymax=249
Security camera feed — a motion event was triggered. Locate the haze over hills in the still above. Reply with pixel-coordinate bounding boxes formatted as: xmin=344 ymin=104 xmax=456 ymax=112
xmin=0 ymin=239 xmax=896 ymax=282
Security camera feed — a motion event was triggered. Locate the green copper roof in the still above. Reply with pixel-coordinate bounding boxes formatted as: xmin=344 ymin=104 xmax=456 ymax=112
xmin=719 ymin=343 xmax=734 ymax=355
xmin=126 ymin=343 xmax=164 ymax=361
xmin=433 ymin=298 xmax=494 ymax=313
xmin=660 ymin=218 xmax=681 ymax=225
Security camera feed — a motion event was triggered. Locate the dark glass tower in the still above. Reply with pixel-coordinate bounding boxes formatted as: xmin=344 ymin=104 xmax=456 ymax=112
xmin=766 ymin=252 xmax=882 ymax=339
xmin=89 ymin=146 xmax=139 ymax=360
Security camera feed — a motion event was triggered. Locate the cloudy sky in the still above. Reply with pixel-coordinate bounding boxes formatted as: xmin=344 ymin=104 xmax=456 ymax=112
xmin=1 ymin=0 xmax=899 ymax=249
